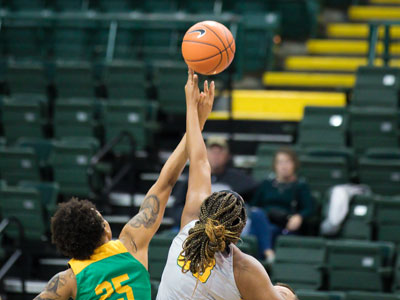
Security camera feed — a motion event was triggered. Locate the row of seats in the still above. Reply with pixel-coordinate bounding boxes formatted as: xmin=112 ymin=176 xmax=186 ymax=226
xmin=253 ymin=143 xmax=400 ymax=198
xmin=297 ymin=290 xmax=400 ymax=300
xmin=0 ymin=0 xmax=319 ymax=39
xmin=0 ymin=13 xmax=278 ymax=74
xmin=272 ymin=235 xmax=399 ymax=292
xmin=0 ymin=95 xmax=158 ymax=149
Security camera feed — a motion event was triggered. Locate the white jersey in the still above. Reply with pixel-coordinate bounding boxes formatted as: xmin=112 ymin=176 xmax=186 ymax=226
xmin=156 ymin=220 xmax=242 ymax=300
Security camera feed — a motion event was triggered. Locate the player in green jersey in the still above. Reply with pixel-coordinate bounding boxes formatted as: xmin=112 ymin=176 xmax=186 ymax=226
xmin=33 ymin=69 xmax=215 ymax=300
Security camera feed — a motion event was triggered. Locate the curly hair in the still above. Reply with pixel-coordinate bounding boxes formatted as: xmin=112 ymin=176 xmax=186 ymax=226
xmin=51 ymin=198 xmax=105 ymax=260
xmin=179 ymin=191 xmax=247 ymax=275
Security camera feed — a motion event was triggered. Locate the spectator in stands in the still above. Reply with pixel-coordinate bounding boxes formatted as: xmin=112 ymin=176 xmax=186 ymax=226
xmin=251 ymin=147 xmax=314 ymax=262
xmin=170 ymin=135 xmax=258 ymax=228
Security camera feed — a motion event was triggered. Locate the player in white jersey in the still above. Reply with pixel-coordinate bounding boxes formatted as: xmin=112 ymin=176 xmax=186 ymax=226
xmin=156 ymin=69 xmax=298 ymax=300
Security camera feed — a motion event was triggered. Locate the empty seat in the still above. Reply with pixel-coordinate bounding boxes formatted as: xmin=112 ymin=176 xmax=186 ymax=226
xmin=0 ymin=186 xmax=47 ymax=241
xmin=327 ymin=240 xmax=395 ymax=291
xmin=6 ymin=61 xmax=47 ymax=94
xmin=16 ymin=137 xmax=52 ymax=167
xmin=54 ymin=0 xmax=86 ymax=11
xmin=393 ymin=247 xmax=400 ymax=292
xmin=113 ymin=22 xmax=142 ymax=60
xmin=104 ymin=100 xmax=158 ymax=152
xmin=3 ymin=0 xmax=47 ymax=11
xmin=153 ymin=61 xmax=187 ymax=115
xmin=298 ymin=106 xmax=348 ymax=148
xmin=358 ymin=148 xmax=400 ymax=195
xmin=103 ymin=61 xmax=147 ymax=99
xmin=0 ymin=146 xmax=41 ymax=184
xmin=349 ymin=107 xmax=399 ymax=153
xmin=340 ymin=194 xmax=375 ymax=240
xmin=273 ymin=236 xmax=326 ymax=290
xmin=95 ymin=0 xmax=138 ymax=12
xmin=54 ymin=61 xmax=95 ymax=98
xmin=1 ymin=95 xmax=48 ymax=141
xmin=49 ymin=137 xmax=100 ymax=197
xmin=54 ymin=98 xmax=99 ymax=139
xmin=376 ymin=196 xmax=400 ymax=244
xmin=296 ymin=290 xmax=345 ymax=300
xmin=351 ymin=66 xmax=400 ymax=108
xmin=142 ymin=0 xmax=179 ymax=12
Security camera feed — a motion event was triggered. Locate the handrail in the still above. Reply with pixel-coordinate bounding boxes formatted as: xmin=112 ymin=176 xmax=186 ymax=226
xmin=0 ymin=217 xmax=25 ymax=297
xmin=88 ymin=131 xmax=136 ymax=197
xmin=368 ymin=21 xmax=400 ymax=67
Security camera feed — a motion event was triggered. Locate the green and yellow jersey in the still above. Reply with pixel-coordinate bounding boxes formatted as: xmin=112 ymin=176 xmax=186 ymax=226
xmin=69 ymin=240 xmax=151 ymax=300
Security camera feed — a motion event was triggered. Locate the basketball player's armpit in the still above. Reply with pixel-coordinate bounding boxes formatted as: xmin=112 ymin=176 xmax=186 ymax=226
xmin=128 ymin=194 xmax=160 ymax=229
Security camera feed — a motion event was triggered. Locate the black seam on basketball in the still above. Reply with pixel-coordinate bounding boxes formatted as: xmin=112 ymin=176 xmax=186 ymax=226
xmin=202 ymin=24 xmax=229 ymax=65
xmin=206 ymin=51 xmax=223 ymax=74
xmin=182 ymin=39 xmax=223 ymax=52
xmin=222 ymin=27 xmax=235 ymax=55
xmin=184 ymin=39 xmax=234 ymax=62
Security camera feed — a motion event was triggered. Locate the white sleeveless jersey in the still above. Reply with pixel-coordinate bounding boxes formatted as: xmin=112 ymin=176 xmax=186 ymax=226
xmin=156 ymin=220 xmax=242 ymax=300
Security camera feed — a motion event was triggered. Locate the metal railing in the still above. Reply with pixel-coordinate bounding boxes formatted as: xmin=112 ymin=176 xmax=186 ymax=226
xmin=368 ymin=21 xmax=400 ymax=66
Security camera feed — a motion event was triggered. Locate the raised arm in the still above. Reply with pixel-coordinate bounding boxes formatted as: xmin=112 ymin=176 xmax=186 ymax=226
xmin=119 ymin=68 xmax=213 ymax=267
xmin=34 ymin=269 xmax=76 ymax=300
xmin=180 ymin=71 xmax=215 ymax=228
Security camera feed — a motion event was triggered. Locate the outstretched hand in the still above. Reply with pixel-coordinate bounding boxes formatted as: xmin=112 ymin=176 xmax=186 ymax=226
xmin=185 ymin=68 xmax=200 ymax=108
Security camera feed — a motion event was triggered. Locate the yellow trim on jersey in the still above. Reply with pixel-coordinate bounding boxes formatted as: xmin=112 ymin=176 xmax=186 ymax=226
xmin=69 ymin=240 xmax=129 ymax=275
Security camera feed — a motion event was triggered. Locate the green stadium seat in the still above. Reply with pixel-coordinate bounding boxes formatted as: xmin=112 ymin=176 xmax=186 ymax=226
xmin=224 ymin=0 xmax=270 ymax=13
xmin=183 ymin=0 xmax=217 ymax=13
xmin=393 ymin=247 xmax=400 ymax=292
xmin=346 ymin=291 xmax=400 ymax=300
xmin=272 ymin=236 xmax=326 ymax=290
xmin=142 ymin=27 xmax=182 ymax=62
xmin=153 ymin=61 xmax=187 ymax=115
xmin=0 ymin=186 xmax=47 ymax=242
xmin=352 ymin=66 xmax=400 ymax=108
xmin=103 ymin=61 xmax=147 ymax=99
xmin=104 ymin=100 xmax=158 ymax=152
xmin=0 ymin=137 xmax=6 ymax=148
xmin=1 ymin=95 xmax=48 ymax=142
xmin=54 ymin=61 xmax=96 ymax=98
xmin=6 ymin=61 xmax=47 ymax=94
xmin=51 ymin=19 xmax=98 ymax=60
xmin=148 ymin=235 xmax=173 ymax=281
xmin=142 ymin=0 xmax=179 ymax=12
xmin=340 ymin=194 xmax=375 ymax=240
xmin=299 ymin=155 xmax=350 ymax=197
xmin=19 ymin=181 xmax=59 ymax=221
xmin=298 ymin=106 xmax=348 ymax=148
xmin=349 ymin=107 xmax=399 ymax=153
xmin=327 ymin=240 xmax=395 ymax=292
xmin=0 ymin=19 xmax=47 ymax=59
xmin=0 ymin=179 xmax=6 ymax=188
xmin=54 ymin=98 xmax=99 ymax=139
xmin=49 ymin=137 xmax=100 ymax=197
xmin=296 ymin=290 xmax=345 ymax=300
xmin=16 ymin=137 xmax=52 ymax=168
xmin=114 ymin=23 xmax=142 ymax=60
xmin=4 ymin=0 xmax=47 ymax=11
xmin=358 ymin=148 xmax=400 ymax=195
xmin=95 ymin=0 xmax=137 ymax=12
xmin=376 ymin=196 xmax=400 ymax=244
xmin=54 ymin=0 xmax=86 ymax=11
xmin=0 ymin=147 xmax=41 ymax=184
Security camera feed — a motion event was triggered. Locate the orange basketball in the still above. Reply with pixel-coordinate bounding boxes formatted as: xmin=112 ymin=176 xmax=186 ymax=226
xmin=182 ymin=21 xmax=235 ymax=75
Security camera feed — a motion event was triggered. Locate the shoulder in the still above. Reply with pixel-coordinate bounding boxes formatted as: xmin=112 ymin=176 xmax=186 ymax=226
xmin=232 ymin=245 xmax=266 ymax=280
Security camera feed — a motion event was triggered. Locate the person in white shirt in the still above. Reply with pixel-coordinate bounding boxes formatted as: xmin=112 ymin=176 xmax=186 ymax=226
xmin=156 ymin=68 xmax=298 ymax=300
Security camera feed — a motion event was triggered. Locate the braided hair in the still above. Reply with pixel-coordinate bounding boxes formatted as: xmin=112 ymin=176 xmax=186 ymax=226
xmin=179 ymin=191 xmax=247 ymax=275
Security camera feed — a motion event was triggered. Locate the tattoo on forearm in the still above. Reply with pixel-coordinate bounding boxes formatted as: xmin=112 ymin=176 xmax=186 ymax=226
xmin=128 ymin=194 xmax=160 ymax=229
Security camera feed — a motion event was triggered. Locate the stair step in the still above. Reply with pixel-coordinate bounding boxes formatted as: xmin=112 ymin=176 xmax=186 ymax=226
xmin=263 ymin=72 xmax=355 ymax=88
xmin=307 ymin=39 xmax=400 ymax=55
xmin=327 ymin=23 xmax=400 ymax=39
xmin=285 ymin=56 xmax=400 ymax=72
xmin=349 ymin=5 xmax=400 ymax=20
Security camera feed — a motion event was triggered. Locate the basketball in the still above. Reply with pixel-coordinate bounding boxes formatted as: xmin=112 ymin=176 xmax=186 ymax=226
xmin=181 ymin=21 xmax=235 ymax=75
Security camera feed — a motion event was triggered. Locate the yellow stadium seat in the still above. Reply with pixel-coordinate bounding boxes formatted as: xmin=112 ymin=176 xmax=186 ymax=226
xmin=307 ymin=39 xmax=400 ymax=55
xmin=349 ymin=5 xmax=400 ymax=21
xmin=263 ymin=72 xmax=355 ymax=88
xmin=370 ymin=0 xmax=400 ymax=4
xmin=285 ymin=56 xmax=383 ymax=72
xmin=327 ymin=23 xmax=400 ymax=39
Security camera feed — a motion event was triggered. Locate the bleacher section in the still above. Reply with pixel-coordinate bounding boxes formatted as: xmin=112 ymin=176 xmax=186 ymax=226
xmin=0 ymin=0 xmax=400 ymax=299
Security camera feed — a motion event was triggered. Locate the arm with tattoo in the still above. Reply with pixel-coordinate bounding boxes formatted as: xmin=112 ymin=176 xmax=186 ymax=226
xmin=34 ymin=270 xmax=75 ymax=300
